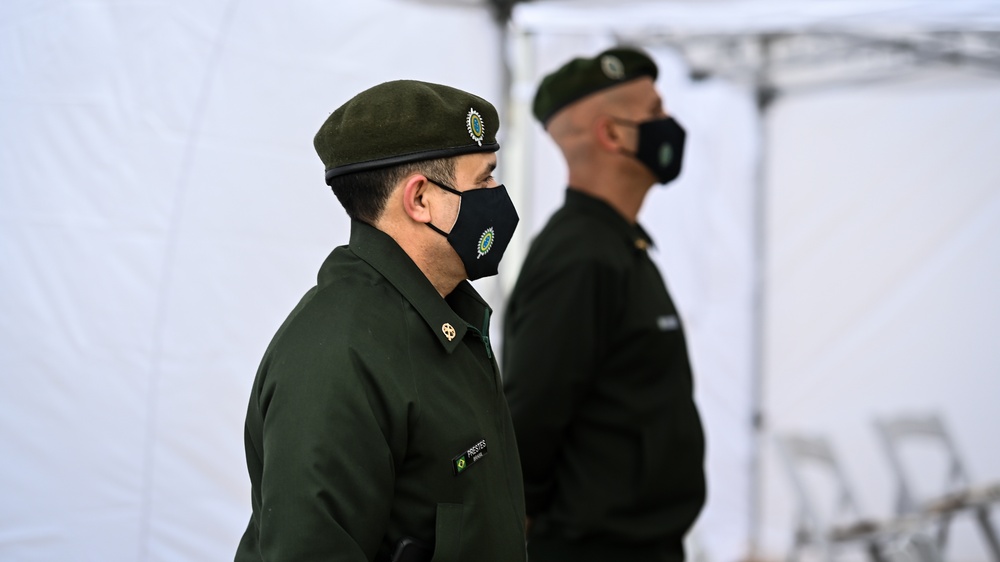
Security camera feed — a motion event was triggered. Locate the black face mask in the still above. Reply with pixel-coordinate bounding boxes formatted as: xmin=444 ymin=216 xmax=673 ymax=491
xmin=425 ymin=178 xmax=519 ymax=281
xmin=615 ymin=116 xmax=687 ymax=185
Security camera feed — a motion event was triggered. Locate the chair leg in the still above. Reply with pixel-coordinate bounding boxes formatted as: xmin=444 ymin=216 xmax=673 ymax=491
xmin=935 ymin=514 xmax=952 ymax=552
xmin=975 ymin=506 xmax=1000 ymax=562
xmin=823 ymin=541 xmax=835 ymax=562
xmin=786 ymin=536 xmax=803 ymax=562
xmin=907 ymin=533 xmax=944 ymax=562
xmin=865 ymin=540 xmax=886 ymax=562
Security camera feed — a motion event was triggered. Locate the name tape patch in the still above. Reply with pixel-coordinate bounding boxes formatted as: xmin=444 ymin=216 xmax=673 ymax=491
xmin=657 ymin=314 xmax=679 ymax=331
xmin=452 ymin=439 xmax=488 ymax=476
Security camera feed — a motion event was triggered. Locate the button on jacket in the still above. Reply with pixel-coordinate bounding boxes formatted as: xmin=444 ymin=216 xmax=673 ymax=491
xmin=502 ymin=189 xmax=705 ymax=561
xmin=236 ymin=220 xmax=527 ymax=562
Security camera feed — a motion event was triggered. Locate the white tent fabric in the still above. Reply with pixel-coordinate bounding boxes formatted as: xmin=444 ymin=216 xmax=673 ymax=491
xmin=511 ymin=1 xmax=1000 ymax=561
xmin=513 ymin=0 xmax=1000 ymax=33
xmin=761 ymin=74 xmax=1000 ymax=561
xmin=1 ymin=2 xmax=502 ymax=560
xmin=3 ymin=1 xmax=1000 ymax=561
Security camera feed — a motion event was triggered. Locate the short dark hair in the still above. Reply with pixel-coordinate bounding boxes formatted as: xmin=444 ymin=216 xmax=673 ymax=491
xmin=328 ymin=157 xmax=456 ymax=224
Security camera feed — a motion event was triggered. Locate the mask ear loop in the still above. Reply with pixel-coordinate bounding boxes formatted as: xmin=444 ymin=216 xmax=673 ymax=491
xmin=427 ymin=222 xmax=449 ymax=237
xmin=608 ymin=115 xmax=639 ymax=127
xmin=424 ymin=176 xmax=463 ymax=236
xmin=424 ymin=177 xmax=463 ymax=196
xmin=607 ymin=116 xmax=640 ymax=159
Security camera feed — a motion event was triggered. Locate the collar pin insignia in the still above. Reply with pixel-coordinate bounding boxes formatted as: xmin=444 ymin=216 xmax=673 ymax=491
xmin=442 ymin=323 xmax=456 ymax=341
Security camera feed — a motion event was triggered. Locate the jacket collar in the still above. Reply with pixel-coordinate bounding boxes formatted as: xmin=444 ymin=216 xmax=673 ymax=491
xmin=346 ymin=220 xmax=491 ymax=353
xmin=564 ymin=188 xmax=655 ymax=252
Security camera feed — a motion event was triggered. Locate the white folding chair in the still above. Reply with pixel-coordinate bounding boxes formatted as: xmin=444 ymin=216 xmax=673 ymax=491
xmin=775 ymin=433 xmax=935 ymax=562
xmin=874 ymin=413 xmax=1000 ymax=561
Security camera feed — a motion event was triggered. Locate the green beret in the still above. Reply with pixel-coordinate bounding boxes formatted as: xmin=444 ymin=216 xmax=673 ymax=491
xmin=316 ymin=80 xmax=499 ymax=182
xmin=533 ymin=47 xmax=658 ymax=125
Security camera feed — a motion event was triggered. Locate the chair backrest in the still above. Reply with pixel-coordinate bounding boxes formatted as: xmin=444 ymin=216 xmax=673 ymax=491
xmin=775 ymin=433 xmax=866 ymax=537
xmin=873 ymin=413 xmax=971 ymax=514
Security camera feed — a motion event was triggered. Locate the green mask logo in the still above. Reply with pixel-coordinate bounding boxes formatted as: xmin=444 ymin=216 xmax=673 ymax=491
xmin=477 ymin=227 xmax=495 ymax=259
xmin=658 ymin=144 xmax=674 ymax=167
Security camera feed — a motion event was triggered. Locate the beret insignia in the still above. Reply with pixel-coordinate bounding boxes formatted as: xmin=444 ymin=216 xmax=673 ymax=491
xmin=467 ymin=108 xmax=484 ymax=147
xmin=600 ymin=54 xmax=625 ymax=80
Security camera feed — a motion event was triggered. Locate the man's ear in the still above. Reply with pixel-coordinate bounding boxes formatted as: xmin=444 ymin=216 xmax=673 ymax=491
xmin=402 ymin=174 xmax=432 ymax=224
xmin=594 ymin=115 xmax=624 ymax=153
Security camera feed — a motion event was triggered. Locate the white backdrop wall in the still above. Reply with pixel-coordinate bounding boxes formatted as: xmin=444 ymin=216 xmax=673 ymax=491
xmin=0 ymin=2 xmax=502 ymax=560
xmin=760 ymin=71 xmax=1000 ymax=561
xmin=5 ymin=1 xmax=1000 ymax=561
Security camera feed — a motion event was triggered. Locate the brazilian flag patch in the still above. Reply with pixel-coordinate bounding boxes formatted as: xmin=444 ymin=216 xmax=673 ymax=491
xmin=452 ymin=439 xmax=488 ymax=476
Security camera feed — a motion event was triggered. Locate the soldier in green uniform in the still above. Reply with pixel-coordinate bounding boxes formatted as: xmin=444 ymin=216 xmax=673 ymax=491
xmin=235 ymin=80 xmax=526 ymax=562
xmin=502 ymin=48 xmax=706 ymax=562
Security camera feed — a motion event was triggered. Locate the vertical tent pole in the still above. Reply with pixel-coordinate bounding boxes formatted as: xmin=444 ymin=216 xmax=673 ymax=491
xmin=749 ymin=32 xmax=777 ymax=559
xmin=499 ymin=25 xmax=537 ymax=298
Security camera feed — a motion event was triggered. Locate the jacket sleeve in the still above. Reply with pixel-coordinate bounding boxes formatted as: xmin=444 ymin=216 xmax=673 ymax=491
xmin=501 ymin=259 xmax=622 ymax=515
xmin=253 ymin=343 xmax=398 ymax=561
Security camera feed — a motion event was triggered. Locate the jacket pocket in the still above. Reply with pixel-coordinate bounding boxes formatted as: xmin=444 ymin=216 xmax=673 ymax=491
xmin=430 ymin=503 xmax=465 ymax=562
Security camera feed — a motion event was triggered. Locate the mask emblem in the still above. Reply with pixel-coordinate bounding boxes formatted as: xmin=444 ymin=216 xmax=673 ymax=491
xmin=477 ymin=227 xmax=495 ymax=259
xmin=659 ymin=144 xmax=674 ymax=167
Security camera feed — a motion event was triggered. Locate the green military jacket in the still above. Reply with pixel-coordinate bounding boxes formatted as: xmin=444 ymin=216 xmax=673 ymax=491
xmin=236 ymin=220 xmax=527 ymax=562
xmin=502 ymin=189 xmax=705 ymax=561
